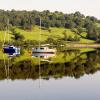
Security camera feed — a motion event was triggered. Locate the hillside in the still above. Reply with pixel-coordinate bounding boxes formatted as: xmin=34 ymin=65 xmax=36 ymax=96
xmin=0 ymin=26 xmax=95 ymax=43
xmin=0 ymin=10 xmax=100 ymax=44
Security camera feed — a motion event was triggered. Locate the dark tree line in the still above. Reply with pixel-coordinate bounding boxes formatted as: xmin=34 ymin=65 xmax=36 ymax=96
xmin=0 ymin=9 xmax=100 ymax=40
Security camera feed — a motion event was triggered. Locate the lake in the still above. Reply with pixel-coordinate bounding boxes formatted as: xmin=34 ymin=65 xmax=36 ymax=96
xmin=0 ymin=48 xmax=100 ymax=100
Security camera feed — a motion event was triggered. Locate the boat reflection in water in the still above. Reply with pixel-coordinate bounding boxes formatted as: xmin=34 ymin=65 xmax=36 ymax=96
xmin=32 ymin=47 xmax=56 ymax=54
xmin=3 ymin=45 xmax=20 ymax=57
xmin=32 ymin=53 xmax=55 ymax=59
xmin=32 ymin=47 xmax=56 ymax=59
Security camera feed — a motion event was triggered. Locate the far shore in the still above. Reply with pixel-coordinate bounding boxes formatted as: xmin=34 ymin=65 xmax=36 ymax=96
xmin=66 ymin=43 xmax=100 ymax=48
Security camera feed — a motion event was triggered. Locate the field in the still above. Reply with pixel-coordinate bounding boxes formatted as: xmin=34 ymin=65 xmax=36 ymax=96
xmin=0 ymin=26 xmax=95 ymax=43
xmin=0 ymin=31 xmax=13 ymax=42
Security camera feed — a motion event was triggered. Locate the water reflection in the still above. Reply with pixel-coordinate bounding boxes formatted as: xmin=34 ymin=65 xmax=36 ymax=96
xmin=0 ymin=48 xmax=100 ymax=100
xmin=6 ymin=52 xmax=20 ymax=57
xmin=0 ymin=49 xmax=100 ymax=80
xmin=32 ymin=53 xmax=55 ymax=59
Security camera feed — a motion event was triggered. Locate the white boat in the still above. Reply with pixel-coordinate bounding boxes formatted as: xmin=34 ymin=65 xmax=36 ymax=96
xmin=32 ymin=47 xmax=56 ymax=54
xmin=32 ymin=18 xmax=56 ymax=54
xmin=3 ymin=19 xmax=20 ymax=56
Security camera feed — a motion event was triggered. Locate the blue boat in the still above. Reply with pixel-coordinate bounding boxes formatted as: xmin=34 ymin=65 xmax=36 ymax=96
xmin=3 ymin=19 xmax=20 ymax=57
xmin=3 ymin=45 xmax=20 ymax=56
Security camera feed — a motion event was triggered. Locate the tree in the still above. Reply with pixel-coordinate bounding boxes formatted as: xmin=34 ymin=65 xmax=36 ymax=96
xmin=11 ymin=29 xmax=24 ymax=41
xmin=73 ymin=35 xmax=80 ymax=41
xmin=63 ymin=30 xmax=68 ymax=41
xmin=46 ymin=37 xmax=54 ymax=44
xmin=65 ymin=20 xmax=75 ymax=29
xmin=86 ymin=24 xmax=98 ymax=40
xmin=0 ymin=9 xmax=99 ymax=42
xmin=13 ymin=32 xmax=24 ymax=41
xmin=67 ymin=35 xmax=73 ymax=41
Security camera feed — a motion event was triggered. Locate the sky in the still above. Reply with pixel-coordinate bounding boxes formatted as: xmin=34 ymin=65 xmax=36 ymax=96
xmin=0 ymin=0 xmax=100 ymax=19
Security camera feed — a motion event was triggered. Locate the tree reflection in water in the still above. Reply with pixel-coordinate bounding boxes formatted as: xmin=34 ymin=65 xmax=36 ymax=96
xmin=0 ymin=49 xmax=100 ymax=80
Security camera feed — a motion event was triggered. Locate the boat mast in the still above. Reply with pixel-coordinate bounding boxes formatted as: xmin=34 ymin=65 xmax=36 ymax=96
xmin=39 ymin=17 xmax=41 ymax=48
xmin=7 ymin=19 xmax=10 ymax=45
xmin=39 ymin=17 xmax=41 ymax=88
xmin=3 ymin=28 xmax=7 ymax=47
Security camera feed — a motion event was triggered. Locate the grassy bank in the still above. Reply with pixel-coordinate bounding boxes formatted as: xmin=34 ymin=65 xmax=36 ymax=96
xmin=0 ymin=26 xmax=95 ymax=43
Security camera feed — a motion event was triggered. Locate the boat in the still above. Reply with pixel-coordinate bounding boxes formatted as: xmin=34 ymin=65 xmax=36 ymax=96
xmin=32 ymin=18 xmax=56 ymax=55
xmin=3 ymin=45 xmax=20 ymax=56
xmin=32 ymin=47 xmax=56 ymax=54
xmin=3 ymin=19 xmax=20 ymax=56
xmin=32 ymin=51 xmax=55 ymax=58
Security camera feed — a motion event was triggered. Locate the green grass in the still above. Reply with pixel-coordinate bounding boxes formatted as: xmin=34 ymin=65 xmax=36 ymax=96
xmin=50 ymin=52 xmax=79 ymax=63
xmin=0 ymin=31 xmax=12 ymax=42
xmin=79 ymin=48 xmax=95 ymax=53
xmin=96 ymin=23 xmax=100 ymax=28
xmin=0 ymin=49 xmax=8 ymax=60
xmin=0 ymin=26 xmax=95 ymax=43
xmin=80 ymin=38 xmax=95 ymax=43
xmin=15 ymin=26 xmax=71 ymax=41
xmin=16 ymin=26 xmax=95 ymax=43
xmin=50 ymin=48 xmax=95 ymax=63
xmin=13 ymin=50 xmax=40 ymax=65
xmin=15 ymin=26 xmax=48 ymax=41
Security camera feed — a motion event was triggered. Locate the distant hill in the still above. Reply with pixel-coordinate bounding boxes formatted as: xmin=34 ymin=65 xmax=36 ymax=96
xmin=0 ymin=9 xmax=100 ymax=43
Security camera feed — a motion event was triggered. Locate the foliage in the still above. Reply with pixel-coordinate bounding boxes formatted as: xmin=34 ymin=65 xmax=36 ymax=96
xmin=11 ymin=28 xmax=24 ymax=41
xmin=0 ymin=10 xmax=100 ymax=42
xmin=0 ymin=49 xmax=100 ymax=80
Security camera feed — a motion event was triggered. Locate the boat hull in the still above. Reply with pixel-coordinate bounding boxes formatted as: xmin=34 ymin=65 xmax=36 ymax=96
xmin=32 ymin=53 xmax=55 ymax=58
xmin=32 ymin=49 xmax=56 ymax=54
xmin=3 ymin=48 xmax=16 ymax=53
xmin=3 ymin=46 xmax=20 ymax=56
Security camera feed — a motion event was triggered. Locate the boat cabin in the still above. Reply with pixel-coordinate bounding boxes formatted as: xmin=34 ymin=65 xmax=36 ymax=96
xmin=32 ymin=47 xmax=56 ymax=53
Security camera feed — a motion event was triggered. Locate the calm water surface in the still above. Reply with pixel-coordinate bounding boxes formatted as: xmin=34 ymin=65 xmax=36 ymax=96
xmin=0 ymin=48 xmax=100 ymax=100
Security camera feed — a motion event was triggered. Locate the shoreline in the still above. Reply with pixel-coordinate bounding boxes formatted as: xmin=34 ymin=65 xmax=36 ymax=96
xmin=66 ymin=43 xmax=100 ymax=48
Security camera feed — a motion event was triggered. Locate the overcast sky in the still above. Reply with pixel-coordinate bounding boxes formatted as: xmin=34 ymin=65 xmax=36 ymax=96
xmin=0 ymin=0 xmax=100 ymax=18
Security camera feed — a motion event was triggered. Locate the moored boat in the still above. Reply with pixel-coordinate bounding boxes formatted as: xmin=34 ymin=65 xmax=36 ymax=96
xmin=32 ymin=47 xmax=56 ymax=54
xmin=3 ymin=45 xmax=20 ymax=56
xmin=32 ymin=18 xmax=56 ymax=56
xmin=3 ymin=19 xmax=20 ymax=57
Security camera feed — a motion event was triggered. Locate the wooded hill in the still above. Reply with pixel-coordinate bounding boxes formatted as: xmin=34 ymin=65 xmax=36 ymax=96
xmin=0 ymin=9 xmax=100 ymax=43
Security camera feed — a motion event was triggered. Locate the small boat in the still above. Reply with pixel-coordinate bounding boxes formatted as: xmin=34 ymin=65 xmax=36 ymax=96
xmin=32 ymin=18 xmax=56 ymax=56
xmin=3 ymin=45 xmax=20 ymax=56
xmin=32 ymin=47 xmax=56 ymax=54
xmin=3 ymin=19 xmax=20 ymax=57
